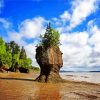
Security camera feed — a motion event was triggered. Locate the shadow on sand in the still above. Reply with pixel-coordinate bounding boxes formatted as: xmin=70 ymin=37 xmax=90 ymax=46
xmin=0 ymin=77 xmax=35 ymax=82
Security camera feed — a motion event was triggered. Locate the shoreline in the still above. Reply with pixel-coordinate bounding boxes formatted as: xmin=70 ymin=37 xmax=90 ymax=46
xmin=0 ymin=72 xmax=100 ymax=84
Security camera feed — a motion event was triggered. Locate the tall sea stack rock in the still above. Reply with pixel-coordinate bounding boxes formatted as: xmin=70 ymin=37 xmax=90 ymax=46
xmin=35 ymin=23 xmax=63 ymax=83
xmin=35 ymin=46 xmax=63 ymax=82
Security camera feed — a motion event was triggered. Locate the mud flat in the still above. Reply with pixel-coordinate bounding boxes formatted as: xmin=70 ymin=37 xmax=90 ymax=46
xmin=0 ymin=72 xmax=100 ymax=100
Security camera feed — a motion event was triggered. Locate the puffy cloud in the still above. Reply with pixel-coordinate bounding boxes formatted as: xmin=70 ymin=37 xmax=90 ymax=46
xmin=89 ymin=25 xmax=100 ymax=53
xmin=60 ymin=23 xmax=100 ymax=69
xmin=60 ymin=32 xmax=89 ymax=46
xmin=60 ymin=32 xmax=91 ymax=67
xmin=61 ymin=45 xmax=92 ymax=68
xmin=24 ymin=42 xmax=39 ymax=67
xmin=19 ymin=17 xmax=46 ymax=39
xmin=52 ymin=0 xmax=99 ymax=32
xmin=1 ymin=17 xmax=47 ymax=44
xmin=7 ymin=31 xmax=27 ymax=46
xmin=69 ymin=0 xmax=98 ymax=29
xmin=60 ymin=11 xmax=71 ymax=22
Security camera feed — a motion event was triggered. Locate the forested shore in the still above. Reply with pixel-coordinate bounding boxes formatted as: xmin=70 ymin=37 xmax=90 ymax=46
xmin=0 ymin=37 xmax=38 ymax=73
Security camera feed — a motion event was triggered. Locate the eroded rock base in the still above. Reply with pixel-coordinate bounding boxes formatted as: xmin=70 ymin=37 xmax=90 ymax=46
xmin=35 ymin=73 xmax=63 ymax=83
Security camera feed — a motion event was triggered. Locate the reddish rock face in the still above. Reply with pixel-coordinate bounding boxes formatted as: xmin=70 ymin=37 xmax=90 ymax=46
xmin=0 ymin=64 xmax=9 ymax=73
xmin=35 ymin=46 xmax=63 ymax=83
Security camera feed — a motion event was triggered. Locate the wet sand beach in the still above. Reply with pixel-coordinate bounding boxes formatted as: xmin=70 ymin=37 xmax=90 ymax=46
xmin=0 ymin=72 xmax=100 ymax=100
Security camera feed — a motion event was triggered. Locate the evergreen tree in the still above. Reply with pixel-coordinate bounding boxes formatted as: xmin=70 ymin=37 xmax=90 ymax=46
xmin=19 ymin=46 xmax=32 ymax=69
xmin=19 ymin=46 xmax=27 ymax=59
xmin=10 ymin=41 xmax=20 ymax=54
xmin=39 ymin=23 xmax=60 ymax=47
xmin=9 ymin=41 xmax=20 ymax=70
xmin=5 ymin=43 xmax=11 ymax=53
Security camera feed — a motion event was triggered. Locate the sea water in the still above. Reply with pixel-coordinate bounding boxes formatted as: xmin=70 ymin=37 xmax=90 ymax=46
xmin=60 ymin=72 xmax=100 ymax=83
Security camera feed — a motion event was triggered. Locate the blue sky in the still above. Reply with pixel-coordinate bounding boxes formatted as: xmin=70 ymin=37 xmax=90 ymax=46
xmin=0 ymin=0 xmax=100 ymax=71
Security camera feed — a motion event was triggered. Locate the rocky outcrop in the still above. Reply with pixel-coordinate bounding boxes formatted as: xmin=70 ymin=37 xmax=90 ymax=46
xmin=35 ymin=46 xmax=63 ymax=83
xmin=0 ymin=64 xmax=9 ymax=73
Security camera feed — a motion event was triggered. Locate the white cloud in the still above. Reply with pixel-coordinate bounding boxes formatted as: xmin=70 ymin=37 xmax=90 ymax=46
xmin=60 ymin=11 xmax=71 ymax=22
xmin=0 ymin=18 xmax=12 ymax=29
xmin=19 ymin=17 xmax=46 ymax=39
xmin=4 ymin=16 xmax=47 ymax=45
xmin=69 ymin=0 xmax=98 ymax=29
xmin=24 ymin=42 xmax=39 ymax=67
xmin=52 ymin=11 xmax=71 ymax=28
xmin=60 ymin=43 xmax=92 ymax=68
xmin=89 ymin=25 xmax=100 ymax=53
xmin=7 ymin=31 xmax=27 ymax=46
xmin=59 ymin=23 xmax=100 ymax=69
xmin=52 ymin=0 xmax=99 ymax=31
xmin=60 ymin=32 xmax=88 ymax=46
xmin=52 ymin=0 xmax=99 ymax=32
xmin=60 ymin=32 xmax=91 ymax=67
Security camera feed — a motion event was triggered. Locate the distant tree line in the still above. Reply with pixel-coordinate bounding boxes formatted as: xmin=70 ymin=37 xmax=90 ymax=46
xmin=0 ymin=37 xmax=32 ymax=72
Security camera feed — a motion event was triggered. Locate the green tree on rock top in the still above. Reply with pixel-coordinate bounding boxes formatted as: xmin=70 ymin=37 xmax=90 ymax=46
xmin=39 ymin=23 xmax=60 ymax=47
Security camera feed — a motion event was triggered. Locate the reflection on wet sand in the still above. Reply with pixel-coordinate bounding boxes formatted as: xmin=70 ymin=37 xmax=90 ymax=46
xmin=0 ymin=78 xmax=60 ymax=100
xmin=35 ymin=83 xmax=60 ymax=100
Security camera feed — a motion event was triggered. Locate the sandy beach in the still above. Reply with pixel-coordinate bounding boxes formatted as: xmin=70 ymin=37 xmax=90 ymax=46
xmin=0 ymin=72 xmax=100 ymax=100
